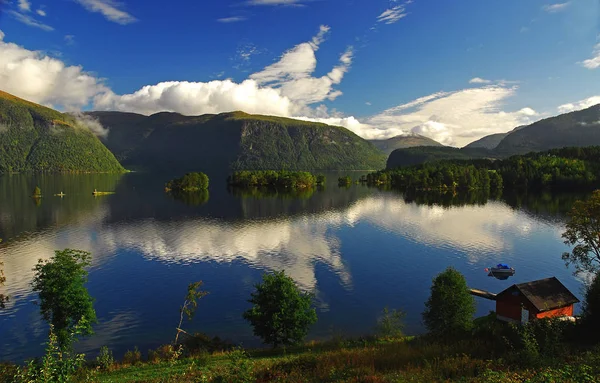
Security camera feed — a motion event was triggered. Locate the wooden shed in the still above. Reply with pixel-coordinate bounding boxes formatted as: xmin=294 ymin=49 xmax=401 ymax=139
xmin=495 ymin=277 xmax=579 ymax=324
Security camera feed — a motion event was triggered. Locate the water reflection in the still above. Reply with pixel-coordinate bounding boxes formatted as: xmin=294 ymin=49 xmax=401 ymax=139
xmin=0 ymin=173 xmax=587 ymax=361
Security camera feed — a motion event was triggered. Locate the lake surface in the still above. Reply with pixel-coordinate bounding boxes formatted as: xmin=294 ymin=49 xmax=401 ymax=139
xmin=0 ymin=172 xmax=588 ymax=361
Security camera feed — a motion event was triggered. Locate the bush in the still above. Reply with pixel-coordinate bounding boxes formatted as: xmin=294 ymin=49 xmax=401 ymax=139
xmin=422 ymin=267 xmax=475 ymax=338
xmin=243 ymin=271 xmax=317 ymax=348
xmin=123 ymin=347 xmax=142 ymax=366
xmin=338 ymin=176 xmax=352 ymax=187
xmin=375 ymin=307 xmax=406 ymax=338
xmin=95 ymin=346 xmax=114 ymax=371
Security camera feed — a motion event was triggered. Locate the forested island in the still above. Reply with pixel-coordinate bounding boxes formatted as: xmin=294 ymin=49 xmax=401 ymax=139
xmin=367 ymin=147 xmax=600 ymax=192
xmin=165 ymin=172 xmax=210 ymax=192
xmin=227 ymin=170 xmax=325 ymax=189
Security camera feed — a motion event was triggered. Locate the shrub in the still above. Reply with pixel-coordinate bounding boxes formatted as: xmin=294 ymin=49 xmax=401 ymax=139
xmin=375 ymin=307 xmax=406 ymax=338
xmin=95 ymin=346 xmax=114 ymax=371
xmin=422 ymin=267 xmax=475 ymax=338
xmin=123 ymin=347 xmax=142 ymax=366
xmin=243 ymin=271 xmax=317 ymax=348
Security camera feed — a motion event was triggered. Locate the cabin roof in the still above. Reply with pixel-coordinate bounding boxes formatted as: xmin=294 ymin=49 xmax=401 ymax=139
xmin=496 ymin=277 xmax=580 ymax=312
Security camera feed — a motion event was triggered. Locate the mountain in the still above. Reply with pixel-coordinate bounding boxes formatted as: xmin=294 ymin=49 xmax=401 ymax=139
xmin=91 ymin=111 xmax=386 ymax=171
xmin=386 ymin=146 xmax=494 ymax=168
xmin=463 ymin=133 xmax=508 ymax=150
xmin=0 ymin=91 xmax=125 ymax=174
xmin=388 ymin=105 xmax=600 ymax=168
xmin=495 ymin=104 xmax=600 ymax=155
xmin=369 ymin=134 xmax=444 ymax=155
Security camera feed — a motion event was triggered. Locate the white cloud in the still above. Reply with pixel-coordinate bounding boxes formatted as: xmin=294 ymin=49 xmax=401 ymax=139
xmin=36 ymin=9 xmax=46 ymax=16
xmin=360 ymin=86 xmax=538 ymax=146
xmin=18 ymin=0 xmax=31 ymax=12
xmin=469 ymin=77 xmax=491 ymax=84
xmin=74 ymin=0 xmax=137 ymax=24
xmin=217 ymin=16 xmax=247 ymax=23
xmin=71 ymin=112 xmax=110 ymax=138
xmin=580 ymin=43 xmax=600 ymax=69
xmin=0 ymin=32 xmax=108 ymax=110
xmin=94 ymin=79 xmax=295 ymax=116
xmin=8 ymin=10 xmax=53 ymax=31
xmin=377 ymin=5 xmax=407 ymax=24
xmin=558 ymin=96 xmax=600 ymax=113
xmin=365 ymin=101 xmax=372 ymax=106
xmin=250 ymin=26 xmax=353 ymax=104
xmin=543 ymin=2 xmax=571 ymax=12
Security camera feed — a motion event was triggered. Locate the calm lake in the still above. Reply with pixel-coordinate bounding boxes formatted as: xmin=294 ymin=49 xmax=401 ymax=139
xmin=0 ymin=172 xmax=588 ymax=361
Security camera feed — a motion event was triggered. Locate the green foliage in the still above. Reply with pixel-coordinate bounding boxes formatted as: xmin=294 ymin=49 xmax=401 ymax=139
xmin=14 ymin=325 xmax=86 ymax=383
xmin=243 ymin=270 xmax=317 ymax=348
xmin=214 ymin=348 xmax=254 ymax=383
xmin=338 ymin=176 xmax=352 ymax=187
xmin=0 ymin=91 xmax=125 ymax=174
xmin=583 ymin=272 xmax=600 ymax=340
xmin=375 ymin=307 xmax=406 ymax=338
xmin=372 ymin=147 xmax=600 ymax=193
xmin=562 ymin=190 xmax=600 ymax=274
xmin=32 ymin=186 xmax=42 ymax=196
xmin=0 ymin=239 xmax=6 ymax=309
xmin=31 ymin=249 xmax=97 ymax=348
xmin=96 ymin=346 xmax=115 ymax=371
xmin=228 ymin=170 xmax=317 ymax=189
xmin=123 ymin=347 xmax=142 ymax=366
xmin=316 ymin=174 xmax=326 ymax=185
xmin=165 ymin=172 xmax=209 ymax=192
xmin=95 ymin=110 xmax=386 ymax=172
xmin=175 ymin=281 xmax=209 ymax=344
xmin=422 ymin=267 xmax=476 ymax=338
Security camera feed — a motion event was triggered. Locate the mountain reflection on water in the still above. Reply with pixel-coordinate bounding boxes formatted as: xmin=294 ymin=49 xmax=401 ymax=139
xmin=0 ymin=172 xmax=586 ymax=361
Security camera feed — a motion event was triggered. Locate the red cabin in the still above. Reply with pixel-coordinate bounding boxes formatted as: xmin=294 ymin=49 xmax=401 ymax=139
xmin=494 ymin=277 xmax=579 ymax=324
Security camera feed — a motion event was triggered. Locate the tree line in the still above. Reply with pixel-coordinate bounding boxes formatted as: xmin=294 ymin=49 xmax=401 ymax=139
xmin=365 ymin=146 xmax=600 ymax=192
xmin=227 ymin=170 xmax=325 ymax=189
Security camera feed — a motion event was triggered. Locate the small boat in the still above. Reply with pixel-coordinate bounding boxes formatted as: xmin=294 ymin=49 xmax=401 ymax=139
xmin=485 ymin=264 xmax=515 ymax=279
xmin=54 ymin=192 xmax=66 ymax=197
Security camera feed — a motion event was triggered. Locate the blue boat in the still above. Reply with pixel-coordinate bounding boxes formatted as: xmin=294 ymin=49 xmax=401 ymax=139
xmin=485 ymin=264 xmax=515 ymax=279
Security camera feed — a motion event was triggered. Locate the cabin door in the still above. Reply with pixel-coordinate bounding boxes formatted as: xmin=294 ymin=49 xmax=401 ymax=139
xmin=521 ymin=308 xmax=529 ymax=324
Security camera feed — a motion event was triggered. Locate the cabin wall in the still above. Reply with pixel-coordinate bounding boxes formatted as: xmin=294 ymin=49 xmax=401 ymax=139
xmin=496 ymin=294 xmax=537 ymax=322
xmin=536 ymin=305 xmax=574 ymax=319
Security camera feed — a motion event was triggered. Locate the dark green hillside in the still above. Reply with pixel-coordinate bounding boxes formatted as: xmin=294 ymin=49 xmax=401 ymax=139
xmin=86 ymin=111 xmax=148 ymax=161
xmin=369 ymin=134 xmax=444 ymax=155
xmin=96 ymin=111 xmax=386 ymax=171
xmin=386 ymin=146 xmax=494 ymax=168
xmin=463 ymin=132 xmax=508 ymax=149
xmin=495 ymin=104 xmax=600 ymax=155
xmin=0 ymin=91 xmax=125 ymax=174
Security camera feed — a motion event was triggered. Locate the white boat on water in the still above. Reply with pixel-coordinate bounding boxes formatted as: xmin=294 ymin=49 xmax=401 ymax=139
xmin=485 ymin=264 xmax=515 ymax=279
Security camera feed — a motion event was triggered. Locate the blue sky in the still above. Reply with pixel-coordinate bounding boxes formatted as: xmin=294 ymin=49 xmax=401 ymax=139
xmin=0 ymin=0 xmax=599 ymax=146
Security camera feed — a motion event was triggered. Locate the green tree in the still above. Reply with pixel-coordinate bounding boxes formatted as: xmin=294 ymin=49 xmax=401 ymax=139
xmin=32 ymin=249 xmax=97 ymax=348
xmin=422 ymin=267 xmax=475 ymax=337
xmin=243 ymin=271 xmax=317 ymax=348
xmin=165 ymin=172 xmax=209 ymax=192
xmin=32 ymin=186 xmax=42 ymax=197
xmin=562 ymin=190 xmax=600 ymax=274
xmin=0 ymin=239 xmax=7 ymax=309
xmin=175 ymin=281 xmax=209 ymax=344
xmin=582 ymin=272 xmax=600 ymax=340
xmin=375 ymin=307 xmax=406 ymax=338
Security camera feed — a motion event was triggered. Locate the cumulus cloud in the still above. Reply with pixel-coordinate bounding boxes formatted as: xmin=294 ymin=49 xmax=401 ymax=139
xmin=18 ymin=0 xmax=31 ymax=12
xmin=543 ymin=2 xmax=571 ymax=12
xmin=71 ymin=112 xmax=110 ymax=138
xmin=580 ymin=43 xmax=600 ymax=69
xmin=377 ymin=5 xmax=407 ymax=24
xmin=8 ymin=10 xmax=53 ymax=31
xmin=0 ymin=32 xmax=108 ymax=110
xmin=469 ymin=77 xmax=491 ymax=84
xmin=361 ymin=86 xmax=538 ymax=146
xmin=74 ymin=0 xmax=137 ymax=24
xmin=558 ymin=96 xmax=600 ymax=113
xmin=94 ymin=79 xmax=295 ymax=116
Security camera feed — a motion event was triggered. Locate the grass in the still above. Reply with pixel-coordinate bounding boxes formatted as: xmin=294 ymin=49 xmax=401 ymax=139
xmin=39 ymin=331 xmax=597 ymax=383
